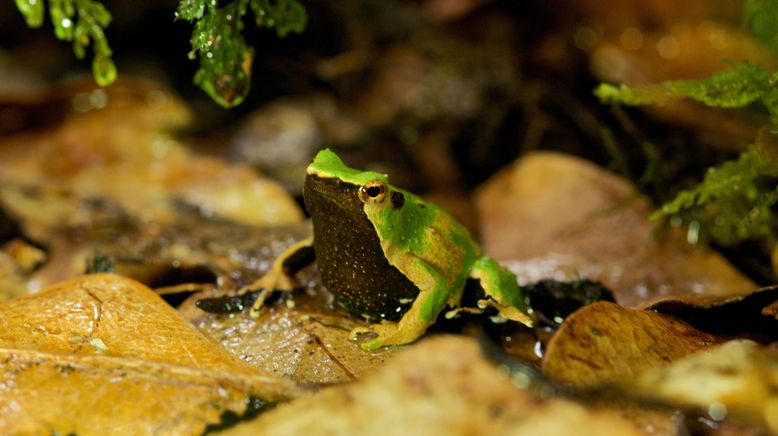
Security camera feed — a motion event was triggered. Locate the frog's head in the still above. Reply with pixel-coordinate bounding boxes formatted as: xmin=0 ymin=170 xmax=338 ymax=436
xmin=304 ymin=149 xmax=421 ymax=320
xmin=305 ymin=149 xmax=405 ymax=226
xmin=306 ymin=149 xmax=390 ymax=188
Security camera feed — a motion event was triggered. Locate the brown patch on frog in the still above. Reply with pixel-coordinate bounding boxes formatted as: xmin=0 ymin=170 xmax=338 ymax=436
xmin=304 ymin=174 xmax=419 ymax=321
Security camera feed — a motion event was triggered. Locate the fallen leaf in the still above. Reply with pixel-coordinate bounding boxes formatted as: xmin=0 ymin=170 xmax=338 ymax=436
xmin=58 ymin=219 xmax=313 ymax=291
xmin=219 ymin=336 xmax=644 ymax=436
xmin=0 ymin=79 xmax=302 ymax=241
xmin=476 ymin=152 xmax=755 ymax=307
xmin=1 ymin=350 xmax=259 ymax=435
xmin=646 ymin=285 xmax=778 ymax=339
xmin=4 ymin=206 xmax=313 ymax=297
xmin=633 ymin=340 xmax=778 ymax=432
xmin=184 ymin=301 xmax=396 ymax=384
xmin=542 ymin=301 xmax=720 ymax=386
xmin=0 ymin=273 xmax=303 ymax=434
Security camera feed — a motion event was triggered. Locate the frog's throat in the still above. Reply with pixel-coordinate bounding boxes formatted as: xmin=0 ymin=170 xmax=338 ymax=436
xmin=304 ymin=174 xmax=420 ymax=321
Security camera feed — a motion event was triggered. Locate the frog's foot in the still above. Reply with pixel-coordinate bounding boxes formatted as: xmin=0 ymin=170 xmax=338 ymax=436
xmin=239 ymin=271 xmax=297 ymax=318
xmin=477 ymin=299 xmax=533 ymax=327
xmin=443 ymin=306 xmax=484 ymax=319
xmin=349 ymin=322 xmax=412 ymax=351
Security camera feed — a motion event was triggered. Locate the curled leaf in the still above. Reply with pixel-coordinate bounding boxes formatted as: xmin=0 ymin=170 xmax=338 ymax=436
xmin=0 ymin=273 xmax=304 ymax=433
xmin=222 ymin=336 xmax=644 ymax=435
xmin=476 ymin=152 xmax=754 ymax=307
xmin=647 ymin=284 xmax=778 ymax=338
xmin=542 ymin=302 xmax=720 ymax=386
xmin=633 ymin=340 xmax=778 ymax=432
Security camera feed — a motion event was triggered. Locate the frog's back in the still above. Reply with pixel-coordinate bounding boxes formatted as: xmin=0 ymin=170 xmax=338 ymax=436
xmin=369 ymin=191 xmax=480 ymax=290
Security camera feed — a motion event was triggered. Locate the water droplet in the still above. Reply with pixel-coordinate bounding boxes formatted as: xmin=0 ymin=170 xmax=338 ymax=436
xmin=573 ymin=25 xmax=599 ymax=51
xmin=686 ymin=220 xmax=701 ymax=245
xmin=511 ymin=371 xmax=531 ymax=389
xmin=533 ymin=340 xmax=544 ymax=359
xmin=146 ymin=90 xmax=168 ymax=109
xmin=708 ymin=402 xmax=727 ymax=421
xmin=619 ymin=27 xmax=643 ymax=50
xmin=72 ymin=92 xmax=92 ymax=112
xmin=657 ymin=36 xmax=680 ymax=59
xmin=89 ymin=89 xmax=108 ymax=109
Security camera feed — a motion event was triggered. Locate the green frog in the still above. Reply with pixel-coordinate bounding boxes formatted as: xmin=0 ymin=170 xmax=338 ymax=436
xmin=243 ymin=149 xmax=531 ymax=350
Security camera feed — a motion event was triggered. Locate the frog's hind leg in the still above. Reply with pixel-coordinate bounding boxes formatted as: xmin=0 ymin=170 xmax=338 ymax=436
xmin=352 ymin=259 xmax=449 ymax=351
xmin=237 ymin=237 xmax=314 ymax=317
xmin=470 ymin=257 xmax=533 ymax=327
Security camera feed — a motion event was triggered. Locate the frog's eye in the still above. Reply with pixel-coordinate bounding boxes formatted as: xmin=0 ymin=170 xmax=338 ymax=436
xmin=358 ymin=180 xmax=387 ymax=204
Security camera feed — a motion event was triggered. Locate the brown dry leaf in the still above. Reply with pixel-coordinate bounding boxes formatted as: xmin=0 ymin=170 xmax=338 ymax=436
xmin=542 ymin=301 xmax=720 ymax=386
xmin=645 ymin=285 xmax=778 ymax=337
xmin=1 ymin=350 xmax=260 ymax=435
xmin=0 ymin=273 xmax=303 ymax=434
xmin=476 ymin=152 xmax=755 ymax=307
xmin=177 ymin=258 xmax=396 ymax=385
xmin=35 ymin=219 xmax=314 ymax=295
xmin=648 ymin=285 xmax=778 ymax=312
xmin=591 ymin=22 xmax=778 ymax=84
xmin=632 ymin=340 xmax=778 ymax=432
xmin=0 ymin=79 xmax=305 ymax=294
xmin=218 ymin=336 xmax=644 ymax=436
xmin=0 ymin=79 xmax=302 ymax=239
xmin=186 ymin=304 xmax=396 ymax=384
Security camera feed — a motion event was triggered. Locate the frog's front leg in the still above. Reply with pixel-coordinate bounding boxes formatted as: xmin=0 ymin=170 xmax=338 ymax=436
xmin=470 ymin=256 xmax=533 ymax=327
xmin=352 ymin=259 xmax=449 ymax=351
xmin=237 ymin=237 xmax=314 ymax=317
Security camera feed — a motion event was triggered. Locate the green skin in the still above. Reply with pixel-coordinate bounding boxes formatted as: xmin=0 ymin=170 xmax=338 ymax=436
xmin=247 ymin=149 xmax=531 ymax=350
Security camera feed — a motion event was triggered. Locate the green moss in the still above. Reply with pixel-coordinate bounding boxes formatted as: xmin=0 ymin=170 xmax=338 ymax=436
xmin=595 ymin=61 xmax=778 ymax=245
xmin=743 ymin=0 xmax=778 ymax=55
xmin=15 ymin=0 xmax=116 ymax=86
xmin=177 ymin=0 xmax=307 ymax=107
xmin=653 ymin=135 xmax=778 ymax=245
xmin=15 ymin=0 xmax=307 ymax=106
xmin=595 ymin=63 xmax=778 ymax=123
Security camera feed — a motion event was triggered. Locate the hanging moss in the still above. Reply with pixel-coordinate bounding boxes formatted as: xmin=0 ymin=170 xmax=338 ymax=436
xmin=176 ymin=0 xmax=307 ymax=107
xmin=14 ymin=0 xmax=307 ymax=106
xmin=16 ymin=0 xmax=116 ymax=86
